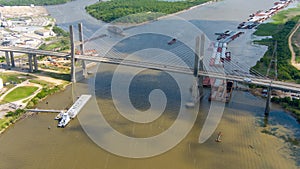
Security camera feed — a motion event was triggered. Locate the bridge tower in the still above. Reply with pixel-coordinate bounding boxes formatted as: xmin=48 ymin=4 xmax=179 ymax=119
xmin=78 ymin=23 xmax=87 ymax=77
xmin=192 ymin=34 xmax=205 ymax=102
xmin=265 ymin=41 xmax=277 ymax=116
xmin=69 ymin=25 xmax=76 ymax=83
xmin=199 ymin=34 xmax=205 ymax=99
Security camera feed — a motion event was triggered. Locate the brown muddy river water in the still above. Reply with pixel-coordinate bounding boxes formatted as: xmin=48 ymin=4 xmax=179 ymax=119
xmin=0 ymin=65 xmax=299 ymax=169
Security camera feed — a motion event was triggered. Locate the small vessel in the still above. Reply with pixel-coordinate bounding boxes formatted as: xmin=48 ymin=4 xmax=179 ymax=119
xmin=57 ymin=112 xmax=71 ymax=128
xmin=168 ymin=38 xmax=176 ymax=45
xmin=54 ymin=111 xmax=64 ymax=120
xmin=185 ymin=102 xmax=195 ymax=108
xmin=215 ymin=132 xmax=222 ymax=142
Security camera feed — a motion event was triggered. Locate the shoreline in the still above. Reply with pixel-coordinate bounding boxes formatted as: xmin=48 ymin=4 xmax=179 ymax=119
xmin=0 ymin=71 xmax=71 ymax=135
xmin=250 ymin=88 xmax=300 ymax=122
xmin=110 ymin=0 xmax=216 ymax=29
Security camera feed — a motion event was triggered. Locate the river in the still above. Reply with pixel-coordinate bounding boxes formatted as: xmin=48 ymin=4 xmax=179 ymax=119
xmin=0 ymin=0 xmax=300 ymax=168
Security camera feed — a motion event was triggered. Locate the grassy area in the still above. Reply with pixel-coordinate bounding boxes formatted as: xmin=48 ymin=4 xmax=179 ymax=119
xmin=3 ymin=86 xmax=38 ymax=102
xmin=253 ymin=23 xmax=283 ymax=36
xmin=26 ymin=80 xmax=66 ymax=108
xmin=271 ymin=4 xmax=300 ymax=24
xmin=0 ymin=118 xmax=11 ymax=130
xmin=39 ymin=26 xmax=70 ymax=52
xmin=0 ymin=56 xmax=5 ymax=63
xmin=254 ymin=4 xmax=300 ymax=36
xmin=0 ymin=0 xmax=71 ymax=6
xmin=0 ymin=109 xmax=26 ymax=132
xmin=86 ymin=0 xmax=210 ymax=23
xmin=0 ymin=73 xmax=30 ymax=84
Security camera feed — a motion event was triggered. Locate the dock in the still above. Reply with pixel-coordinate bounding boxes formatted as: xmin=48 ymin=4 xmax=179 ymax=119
xmin=66 ymin=94 xmax=92 ymax=118
xmin=25 ymin=109 xmax=64 ymax=113
xmin=57 ymin=94 xmax=92 ymax=127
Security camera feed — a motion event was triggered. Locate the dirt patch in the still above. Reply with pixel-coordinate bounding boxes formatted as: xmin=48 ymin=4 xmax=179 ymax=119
xmin=0 ymin=6 xmax=48 ymax=18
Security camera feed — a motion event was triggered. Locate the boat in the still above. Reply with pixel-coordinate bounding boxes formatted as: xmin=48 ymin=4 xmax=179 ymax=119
xmin=168 ymin=38 xmax=176 ymax=45
xmin=54 ymin=111 xmax=64 ymax=120
xmin=215 ymin=132 xmax=222 ymax=142
xmin=185 ymin=102 xmax=195 ymax=108
xmin=57 ymin=112 xmax=71 ymax=128
xmin=56 ymin=95 xmax=92 ymax=128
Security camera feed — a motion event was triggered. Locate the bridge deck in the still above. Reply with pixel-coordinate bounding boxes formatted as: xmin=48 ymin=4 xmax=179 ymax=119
xmin=1 ymin=46 xmax=299 ymax=92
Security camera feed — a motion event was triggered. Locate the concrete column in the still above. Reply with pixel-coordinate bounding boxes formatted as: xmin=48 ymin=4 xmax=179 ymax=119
xmin=265 ymin=86 xmax=271 ymax=115
xmin=70 ymin=25 xmax=76 ymax=83
xmin=5 ymin=51 xmax=11 ymax=69
xmin=194 ymin=36 xmax=200 ymax=77
xmin=28 ymin=54 xmax=33 ymax=73
xmin=192 ymin=77 xmax=199 ymax=103
xmin=33 ymin=54 xmax=38 ymax=71
xmin=78 ymin=23 xmax=87 ymax=77
xmin=198 ymin=34 xmax=205 ymax=99
xmin=10 ymin=52 xmax=15 ymax=67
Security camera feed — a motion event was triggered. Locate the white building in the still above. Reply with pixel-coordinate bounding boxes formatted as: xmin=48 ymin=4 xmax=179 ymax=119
xmin=0 ymin=78 xmax=3 ymax=90
xmin=34 ymin=29 xmax=52 ymax=37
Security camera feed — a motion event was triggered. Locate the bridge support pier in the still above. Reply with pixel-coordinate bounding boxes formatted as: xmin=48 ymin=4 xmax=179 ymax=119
xmin=69 ymin=25 xmax=76 ymax=83
xmin=10 ymin=52 xmax=15 ymax=67
xmin=33 ymin=54 xmax=38 ymax=71
xmin=5 ymin=51 xmax=11 ymax=69
xmin=28 ymin=54 xmax=33 ymax=73
xmin=265 ymin=86 xmax=271 ymax=116
xmin=78 ymin=23 xmax=87 ymax=77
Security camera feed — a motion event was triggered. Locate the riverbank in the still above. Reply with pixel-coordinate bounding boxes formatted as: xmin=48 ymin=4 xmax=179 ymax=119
xmin=86 ymin=0 xmax=212 ymax=23
xmin=250 ymin=4 xmax=300 ymax=122
xmin=0 ymin=0 xmax=71 ymax=6
xmin=0 ymin=69 xmax=70 ymax=134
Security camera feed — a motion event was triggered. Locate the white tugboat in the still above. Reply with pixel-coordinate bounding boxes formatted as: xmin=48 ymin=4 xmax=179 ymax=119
xmin=56 ymin=95 xmax=92 ymax=127
xmin=57 ymin=112 xmax=71 ymax=128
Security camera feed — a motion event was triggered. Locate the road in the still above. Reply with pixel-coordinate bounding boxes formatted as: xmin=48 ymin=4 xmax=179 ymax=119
xmin=289 ymin=20 xmax=300 ymax=70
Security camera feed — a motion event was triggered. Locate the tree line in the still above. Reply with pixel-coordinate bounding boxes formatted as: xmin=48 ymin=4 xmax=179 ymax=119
xmin=86 ymin=0 xmax=209 ymax=23
xmin=0 ymin=0 xmax=71 ymax=6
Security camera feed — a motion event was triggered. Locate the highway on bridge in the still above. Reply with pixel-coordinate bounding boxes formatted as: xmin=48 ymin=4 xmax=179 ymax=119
xmin=1 ymin=46 xmax=300 ymax=92
xmin=75 ymin=54 xmax=300 ymax=92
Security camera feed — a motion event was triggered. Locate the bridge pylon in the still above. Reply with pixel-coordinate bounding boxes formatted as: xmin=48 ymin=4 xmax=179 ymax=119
xmin=198 ymin=34 xmax=205 ymax=99
xmin=78 ymin=23 xmax=87 ymax=77
xmin=193 ymin=34 xmax=205 ymax=101
xmin=69 ymin=25 xmax=76 ymax=83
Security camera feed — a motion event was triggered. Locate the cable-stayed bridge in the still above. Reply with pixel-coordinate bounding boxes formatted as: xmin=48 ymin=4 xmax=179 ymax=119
xmin=1 ymin=23 xmax=300 ymax=115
